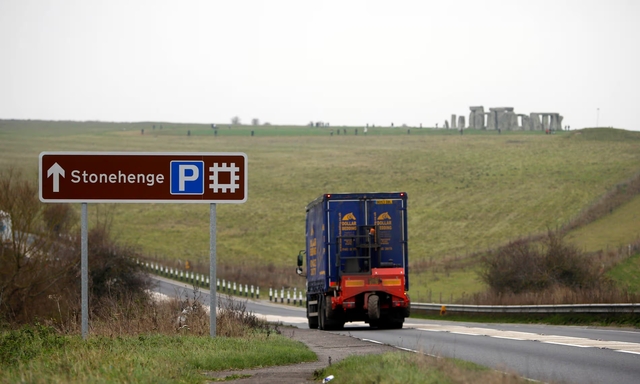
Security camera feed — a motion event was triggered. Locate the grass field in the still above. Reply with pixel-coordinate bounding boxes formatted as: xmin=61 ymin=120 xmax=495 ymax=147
xmin=2 ymin=120 xmax=640 ymax=300
xmin=566 ymin=194 xmax=640 ymax=252
xmin=316 ymin=352 xmax=530 ymax=384
xmin=0 ymin=322 xmax=315 ymax=383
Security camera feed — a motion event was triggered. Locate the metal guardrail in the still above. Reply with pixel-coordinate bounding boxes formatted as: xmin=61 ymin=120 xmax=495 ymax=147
xmin=412 ymin=302 xmax=640 ymax=314
xmin=142 ymin=261 xmax=639 ymax=315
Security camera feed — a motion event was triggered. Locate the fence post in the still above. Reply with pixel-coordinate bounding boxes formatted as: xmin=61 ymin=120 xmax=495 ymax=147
xmin=251 ymin=285 xmax=254 ymax=299
xmin=281 ymin=287 xmax=284 ymax=303
xmin=257 ymin=286 xmax=260 ymax=300
xmin=269 ymin=287 xmax=273 ymax=302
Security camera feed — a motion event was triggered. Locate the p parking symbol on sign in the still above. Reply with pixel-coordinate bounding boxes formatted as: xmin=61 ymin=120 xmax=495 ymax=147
xmin=170 ymin=161 xmax=204 ymax=195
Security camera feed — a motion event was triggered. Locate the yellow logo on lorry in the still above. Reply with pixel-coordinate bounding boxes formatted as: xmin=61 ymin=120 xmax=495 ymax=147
xmin=341 ymin=212 xmax=357 ymax=231
xmin=342 ymin=213 xmax=356 ymax=221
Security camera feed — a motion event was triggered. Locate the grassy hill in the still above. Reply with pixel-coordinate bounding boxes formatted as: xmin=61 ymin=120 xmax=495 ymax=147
xmin=2 ymin=121 xmax=640 ymax=300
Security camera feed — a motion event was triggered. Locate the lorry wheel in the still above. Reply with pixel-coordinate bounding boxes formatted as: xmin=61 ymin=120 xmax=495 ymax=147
xmin=307 ymin=300 xmax=318 ymax=329
xmin=368 ymin=295 xmax=380 ymax=320
xmin=318 ymin=296 xmax=326 ymax=330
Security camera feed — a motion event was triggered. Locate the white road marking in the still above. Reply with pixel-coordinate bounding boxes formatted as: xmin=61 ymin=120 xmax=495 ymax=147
xmin=260 ymin=314 xmax=307 ymax=324
xmin=413 ymin=324 xmax=640 ymax=355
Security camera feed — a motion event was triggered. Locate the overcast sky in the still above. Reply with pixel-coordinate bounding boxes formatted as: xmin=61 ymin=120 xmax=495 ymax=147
xmin=1 ymin=0 xmax=638 ymax=130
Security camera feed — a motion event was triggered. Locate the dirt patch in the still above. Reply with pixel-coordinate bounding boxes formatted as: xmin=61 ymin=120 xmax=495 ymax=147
xmin=204 ymin=327 xmax=398 ymax=383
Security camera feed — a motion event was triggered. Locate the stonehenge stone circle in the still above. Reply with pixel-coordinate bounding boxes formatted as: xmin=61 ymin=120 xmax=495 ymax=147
xmin=460 ymin=106 xmax=563 ymax=131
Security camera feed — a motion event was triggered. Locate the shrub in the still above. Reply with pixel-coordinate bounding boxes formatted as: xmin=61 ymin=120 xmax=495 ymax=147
xmin=0 ymin=168 xmax=151 ymax=327
xmin=86 ymin=226 xmax=151 ymax=303
xmin=479 ymin=231 xmax=603 ymax=294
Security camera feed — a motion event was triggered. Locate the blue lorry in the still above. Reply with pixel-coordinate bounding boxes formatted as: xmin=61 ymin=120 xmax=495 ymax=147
xmin=296 ymin=192 xmax=410 ymax=330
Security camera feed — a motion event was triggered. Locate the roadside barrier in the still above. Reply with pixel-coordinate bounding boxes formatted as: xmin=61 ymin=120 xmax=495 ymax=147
xmin=137 ymin=260 xmax=638 ymax=315
xmin=138 ymin=259 xmax=308 ymax=307
xmin=411 ymin=302 xmax=640 ymax=315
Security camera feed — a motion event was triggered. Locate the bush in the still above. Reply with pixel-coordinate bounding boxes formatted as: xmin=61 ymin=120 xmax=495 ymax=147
xmin=0 ymin=168 xmax=151 ymax=327
xmin=0 ymin=169 xmax=78 ymax=324
xmin=479 ymin=231 xmax=603 ymax=294
xmin=86 ymin=226 xmax=151 ymax=304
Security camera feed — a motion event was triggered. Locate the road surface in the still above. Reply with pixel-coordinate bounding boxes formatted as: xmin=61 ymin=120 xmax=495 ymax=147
xmin=153 ymin=276 xmax=640 ymax=384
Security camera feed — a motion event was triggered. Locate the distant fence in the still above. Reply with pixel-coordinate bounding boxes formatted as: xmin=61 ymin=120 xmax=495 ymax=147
xmin=138 ymin=259 xmax=306 ymax=307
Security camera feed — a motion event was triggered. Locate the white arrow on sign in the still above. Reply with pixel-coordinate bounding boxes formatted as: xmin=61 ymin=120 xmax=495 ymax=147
xmin=47 ymin=162 xmax=65 ymax=193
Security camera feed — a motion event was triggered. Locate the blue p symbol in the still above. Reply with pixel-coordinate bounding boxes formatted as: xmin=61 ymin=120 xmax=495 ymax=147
xmin=170 ymin=161 xmax=204 ymax=195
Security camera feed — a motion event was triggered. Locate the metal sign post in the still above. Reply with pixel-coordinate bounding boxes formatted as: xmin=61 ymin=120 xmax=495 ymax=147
xmin=39 ymin=152 xmax=247 ymax=339
xmin=81 ymin=203 xmax=88 ymax=340
xmin=210 ymin=203 xmax=217 ymax=337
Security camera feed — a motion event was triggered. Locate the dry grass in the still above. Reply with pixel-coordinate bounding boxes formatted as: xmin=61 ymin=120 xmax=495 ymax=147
xmin=40 ymin=283 xmax=271 ymax=338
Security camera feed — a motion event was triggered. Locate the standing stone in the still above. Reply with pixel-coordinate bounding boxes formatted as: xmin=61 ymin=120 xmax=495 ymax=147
xmin=548 ymin=114 xmax=556 ymax=131
xmin=530 ymin=113 xmax=542 ymax=131
xmin=548 ymin=113 xmax=563 ymax=131
xmin=499 ymin=111 xmax=509 ymax=131
xmin=458 ymin=116 xmax=465 ymax=130
xmin=451 ymin=114 xmax=457 ymax=130
xmin=510 ymin=112 xmax=518 ymax=130
xmin=444 ymin=120 xmax=450 ymax=129
xmin=542 ymin=114 xmax=550 ymax=131
xmin=556 ymin=115 xmax=563 ymax=131
xmin=488 ymin=108 xmax=515 ymax=131
xmin=520 ymin=115 xmax=531 ymax=131
xmin=487 ymin=110 xmax=497 ymax=130
xmin=469 ymin=106 xmax=485 ymax=129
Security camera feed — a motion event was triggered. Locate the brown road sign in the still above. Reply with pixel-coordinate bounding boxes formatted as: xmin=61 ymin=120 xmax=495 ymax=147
xmin=39 ymin=152 xmax=247 ymax=203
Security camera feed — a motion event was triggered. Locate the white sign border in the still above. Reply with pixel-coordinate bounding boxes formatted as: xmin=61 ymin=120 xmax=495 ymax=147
xmin=39 ymin=151 xmax=248 ymax=204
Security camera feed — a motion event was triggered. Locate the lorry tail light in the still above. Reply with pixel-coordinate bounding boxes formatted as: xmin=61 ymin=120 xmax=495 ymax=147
xmin=343 ymin=301 xmax=356 ymax=309
xmin=382 ymin=278 xmax=402 ymax=286
xmin=392 ymin=300 xmax=405 ymax=307
xmin=329 ymin=281 xmax=337 ymax=287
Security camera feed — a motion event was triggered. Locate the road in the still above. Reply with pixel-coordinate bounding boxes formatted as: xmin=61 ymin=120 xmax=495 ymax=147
xmin=153 ymin=276 xmax=640 ymax=384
